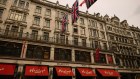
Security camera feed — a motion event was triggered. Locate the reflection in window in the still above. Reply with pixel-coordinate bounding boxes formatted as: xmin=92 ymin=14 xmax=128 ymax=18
xmin=75 ymin=50 xmax=91 ymax=63
xmin=26 ymin=45 xmax=50 ymax=59
xmin=54 ymin=48 xmax=71 ymax=61
xmin=0 ymin=41 xmax=22 ymax=57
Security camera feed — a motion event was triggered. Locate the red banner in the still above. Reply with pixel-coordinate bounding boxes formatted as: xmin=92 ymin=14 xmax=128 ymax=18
xmin=97 ymin=69 xmax=120 ymax=77
xmin=25 ymin=65 xmax=49 ymax=76
xmin=55 ymin=67 xmax=74 ymax=76
xmin=0 ymin=64 xmax=16 ymax=75
xmin=77 ymin=68 xmax=96 ymax=76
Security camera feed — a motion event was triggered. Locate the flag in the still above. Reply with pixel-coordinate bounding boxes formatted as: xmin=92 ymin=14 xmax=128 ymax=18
xmin=86 ymin=0 xmax=97 ymax=9
xmin=62 ymin=14 xmax=68 ymax=33
xmin=95 ymin=48 xmax=100 ymax=62
xmin=107 ymin=55 xmax=113 ymax=64
xmin=80 ymin=0 xmax=97 ymax=9
xmin=72 ymin=0 xmax=79 ymax=24
xmin=79 ymin=0 xmax=85 ymax=6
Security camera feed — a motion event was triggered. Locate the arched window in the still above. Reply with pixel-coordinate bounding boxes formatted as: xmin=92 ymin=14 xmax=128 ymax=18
xmin=25 ymin=2 xmax=29 ymax=9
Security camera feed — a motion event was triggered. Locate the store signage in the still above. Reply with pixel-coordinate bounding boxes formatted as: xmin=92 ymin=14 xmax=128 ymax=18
xmin=0 ymin=64 xmax=16 ymax=75
xmin=104 ymin=71 xmax=113 ymax=75
xmin=77 ymin=68 xmax=96 ymax=76
xmin=25 ymin=66 xmax=49 ymax=76
xmin=29 ymin=68 xmax=46 ymax=74
xmin=55 ymin=67 xmax=74 ymax=76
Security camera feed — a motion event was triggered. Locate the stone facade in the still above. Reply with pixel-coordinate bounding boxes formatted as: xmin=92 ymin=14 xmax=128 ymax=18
xmin=0 ymin=0 xmax=140 ymax=79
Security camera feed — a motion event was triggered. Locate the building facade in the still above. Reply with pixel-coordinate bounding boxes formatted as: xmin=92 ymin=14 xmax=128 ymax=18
xmin=0 ymin=0 xmax=139 ymax=79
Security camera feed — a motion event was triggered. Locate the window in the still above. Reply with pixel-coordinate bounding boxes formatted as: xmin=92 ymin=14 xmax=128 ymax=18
xmin=74 ymin=37 xmax=78 ymax=46
xmin=75 ymin=50 xmax=91 ymax=62
xmin=44 ymin=19 xmax=50 ymax=28
xmin=26 ymin=45 xmax=50 ymax=59
xmin=100 ymin=31 xmax=105 ymax=39
xmin=0 ymin=9 xmax=3 ymax=18
xmin=13 ymin=0 xmax=18 ymax=6
xmin=82 ymin=39 xmax=86 ymax=47
xmin=35 ymin=6 xmax=42 ymax=14
xmin=45 ymin=9 xmax=51 ymax=16
xmin=43 ymin=32 xmax=49 ymax=41
xmin=54 ymin=48 xmax=71 ymax=61
xmin=89 ymin=29 xmax=98 ymax=37
xmin=55 ymin=21 xmax=60 ymax=29
xmin=107 ymin=26 xmax=112 ymax=31
xmin=80 ymin=18 xmax=84 ymax=25
xmin=95 ymin=41 xmax=99 ymax=49
xmin=107 ymin=55 xmax=113 ymax=64
xmin=18 ymin=0 xmax=25 ymax=8
xmin=9 ymin=11 xmax=26 ymax=21
xmin=0 ymin=0 xmax=7 ymax=4
xmin=100 ymin=23 xmax=104 ymax=30
xmin=33 ymin=17 xmax=40 ymax=25
xmin=73 ymin=26 xmax=78 ymax=33
xmin=103 ymin=43 xmax=107 ymax=50
xmin=25 ymin=2 xmax=29 ymax=9
xmin=0 ymin=41 xmax=22 ymax=57
xmin=60 ymin=12 xmax=64 ymax=18
xmin=81 ymin=28 xmax=85 ymax=35
xmin=60 ymin=35 xmax=66 ymax=44
xmin=115 ymin=58 xmax=120 ymax=66
xmin=31 ymin=30 xmax=38 ymax=40
xmin=95 ymin=53 xmax=106 ymax=64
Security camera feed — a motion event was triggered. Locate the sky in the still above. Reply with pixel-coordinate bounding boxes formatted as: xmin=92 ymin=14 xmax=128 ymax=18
xmin=48 ymin=0 xmax=140 ymax=27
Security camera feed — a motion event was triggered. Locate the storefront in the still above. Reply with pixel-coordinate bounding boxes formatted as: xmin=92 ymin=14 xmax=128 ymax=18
xmin=76 ymin=68 xmax=96 ymax=79
xmin=53 ymin=66 xmax=74 ymax=79
xmin=0 ymin=63 xmax=17 ymax=79
xmin=96 ymin=69 xmax=120 ymax=79
xmin=23 ymin=65 xmax=49 ymax=79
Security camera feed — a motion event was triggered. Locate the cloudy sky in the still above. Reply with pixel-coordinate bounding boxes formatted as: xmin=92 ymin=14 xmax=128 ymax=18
xmin=48 ymin=0 xmax=140 ymax=27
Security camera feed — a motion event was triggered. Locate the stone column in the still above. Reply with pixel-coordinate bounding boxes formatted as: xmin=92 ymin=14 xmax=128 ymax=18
xmin=50 ymin=45 xmax=55 ymax=60
xmin=72 ymin=67 xmax=75 ymax=79
xmin=72 ymin=48 xmax=75 ymax=62
xmin=112 ymin=54 xmax=116 ymax=65
xmin=91 ymin=50 xmax=94 ymax=63
xmin=20 ymin=41 xmax=28 ymax=58
xmin=105 ymin=54 xmax=109 ymax=64
xmin=49 ymin=67 xmax=53 ymax=79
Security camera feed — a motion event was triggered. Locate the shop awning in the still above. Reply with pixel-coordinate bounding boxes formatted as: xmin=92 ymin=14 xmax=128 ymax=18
xmin=55 ymin=67 xmax=74 ymax=76
xmin=0 ymin=64 xmax=16 ymax=75
xmin=77 ymin=68 xmax=96 ymax=76
xmin=25 ymin=65 xmax=49 ymax=76
xmin=97 ymin=69 xmax=120 ymax=77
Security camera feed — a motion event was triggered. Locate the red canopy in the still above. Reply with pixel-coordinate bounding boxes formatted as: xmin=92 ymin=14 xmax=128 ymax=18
xmin=0 ymin=64 xmax=16 ymax=75
xmin=77 ymin=68 xmax=96 ymax=76
xmin=97 ymin=69 xmax=120 ymax=77
xmin=25 ymin=65 xmax=49 ymax=76
xmin=55 ymin=67 xmax=74 ymax=76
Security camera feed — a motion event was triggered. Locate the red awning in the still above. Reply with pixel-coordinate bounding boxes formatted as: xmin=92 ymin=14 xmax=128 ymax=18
xmin=77 ymin=68 xmax=96 ymax=76
xmin=97 ymin=69 xmax=120 ymax=77
xmin=0 ymin=64 xmax=16 ymax=75
xmin=25 ymin=65 xmax=49 ymax=76
xmin=55 ymin=67 xmax=74 ymax=76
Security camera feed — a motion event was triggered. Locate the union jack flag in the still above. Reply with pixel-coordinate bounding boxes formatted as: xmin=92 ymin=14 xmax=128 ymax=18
xmin=86 ymin=0 xmax=97 ymax=9
xmin=72 ymin=0 xmax=79 ymax=24
xmin=80 ymin=0 xmax=97 ymax=9
xmin=62 ymin=14 xmax=68 ymax=33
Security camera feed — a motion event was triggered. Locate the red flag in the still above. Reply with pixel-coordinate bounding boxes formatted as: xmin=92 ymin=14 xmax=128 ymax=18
xmin=80 ymin=0 xmax=85 ymax=6
xmin=95 ymin=48 xmax=100 ymax=62
xmin=107 ymin=55 xmax=113 ymax=64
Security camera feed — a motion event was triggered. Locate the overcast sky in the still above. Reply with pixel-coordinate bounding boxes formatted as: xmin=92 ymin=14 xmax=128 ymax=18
xmin=48 ymin=0 xmax=140 ymax=27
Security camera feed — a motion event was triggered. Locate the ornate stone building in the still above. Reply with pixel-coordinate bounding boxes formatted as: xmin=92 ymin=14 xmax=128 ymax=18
xmin=0 ymin=0 xmax=139 ymax=79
